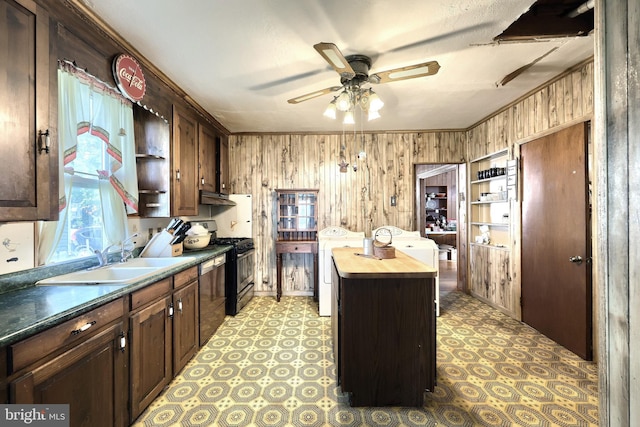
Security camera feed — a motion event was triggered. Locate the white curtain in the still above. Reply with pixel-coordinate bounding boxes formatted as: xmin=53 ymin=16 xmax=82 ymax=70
xmin=38 ymin=63 xmax=139 ymax=265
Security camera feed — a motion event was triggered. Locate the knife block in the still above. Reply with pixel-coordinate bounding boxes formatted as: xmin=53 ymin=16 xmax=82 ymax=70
xmin=140 ymin=230 xmax=183 ymax=257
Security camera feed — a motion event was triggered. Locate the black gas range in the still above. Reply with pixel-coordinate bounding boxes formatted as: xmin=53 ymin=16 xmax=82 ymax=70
xmin=213 ymin=237 xmax=255 ymax=316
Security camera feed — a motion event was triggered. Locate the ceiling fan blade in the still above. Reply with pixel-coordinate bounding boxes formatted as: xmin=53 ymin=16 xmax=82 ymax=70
xmin=287 ymin=86 xmax=342 ymax=104
xmin=313 ymin=42 xmax=356 ymax=80
xmin=498 ymin=47 xmax=559 ymax=87
xmin=370 ymin=61 xmax=440 ymax=84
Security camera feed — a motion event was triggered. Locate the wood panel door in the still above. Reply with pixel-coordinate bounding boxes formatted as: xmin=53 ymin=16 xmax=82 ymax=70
xmin=173 ymin=280 xmax=199 ymax=374
xmin=217 ymin=136 xmax=229 ymax=193
xmin=521 ymin=122 xmax=592 ymax=359
xmin=0 ymin=0 xmax=56 ymax=221
xmin=198 ymin=122 xmax=217 ymax=193
xmin=172 ymin=105 xmax=199 ymax=216
xmin=129 ymin=296 xmax=172 ymax=421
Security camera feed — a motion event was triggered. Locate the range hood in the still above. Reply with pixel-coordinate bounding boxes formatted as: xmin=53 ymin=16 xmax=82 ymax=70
xmin=200 ymin=191 xmax=236 ymax=206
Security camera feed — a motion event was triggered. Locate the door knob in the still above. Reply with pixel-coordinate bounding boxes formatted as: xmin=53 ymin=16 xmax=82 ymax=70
xmin=569 ymin=255 xmax=583 ymax=265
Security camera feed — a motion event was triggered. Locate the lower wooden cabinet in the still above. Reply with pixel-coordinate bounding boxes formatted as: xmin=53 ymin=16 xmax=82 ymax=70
xmin=129 ymin=291 xmax=173 ymax=421
xmin=173 ymin=279 xmax=199 ymax=374
xmin=4 ymin=265 xmax=203 ymax=425
xmin=9 ymin=300 xmax=128 ymax=427
xmin=129 ymin=267 xmax=200 ymax=422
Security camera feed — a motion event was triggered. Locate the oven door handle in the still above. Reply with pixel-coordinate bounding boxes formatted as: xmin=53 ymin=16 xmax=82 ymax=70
xmin=236 ymin=249 xmax=255 ymax=261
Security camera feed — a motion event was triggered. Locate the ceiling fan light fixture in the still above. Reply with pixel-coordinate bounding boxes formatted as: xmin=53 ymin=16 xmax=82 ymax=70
xmin=343 ymin=110 xmax=355 ymax=125
xmin=368 ymin=89 xmax=384 ymax=112
xmin=368 ymin=109 xmax=381 ymax=121
xmin=324 ymin=98 xmax=337 ymax=119
xmin=336 ymin=90 xmax=352 ymax=111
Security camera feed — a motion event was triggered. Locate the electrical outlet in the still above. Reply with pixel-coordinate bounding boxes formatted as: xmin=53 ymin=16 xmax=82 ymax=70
xmin=390 ymin=196 xmax=397 ymax=206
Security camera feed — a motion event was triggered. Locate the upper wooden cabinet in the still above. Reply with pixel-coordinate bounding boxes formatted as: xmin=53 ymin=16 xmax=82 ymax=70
xmin=0 ymin=0 xmax=57 ymax=221
xmin=218 ymin=136 xmax=229 ymax=193
xmin=198 ymin=122 xmax=217 ymax=193
xmin=171 ymin=105 xmax=199 ymax=216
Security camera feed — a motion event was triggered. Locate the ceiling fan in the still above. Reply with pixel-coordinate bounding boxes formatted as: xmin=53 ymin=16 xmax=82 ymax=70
xmin=287 ymin=42 xmax=441 ymax=105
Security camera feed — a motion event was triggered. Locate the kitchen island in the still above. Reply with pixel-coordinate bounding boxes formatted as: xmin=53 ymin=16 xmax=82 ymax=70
xmin=331 ymin=247 xmax=437 ymax=407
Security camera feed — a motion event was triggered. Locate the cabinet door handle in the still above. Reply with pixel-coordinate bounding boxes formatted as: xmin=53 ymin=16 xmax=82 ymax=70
xmin=201 ymin=177 xmax=205 ymax=185
xmin=38 ymin=129 xmax=50 ymax=154
xmin=169 ymin=303 xmax=174 ymax=318
xmin=177 ymin=299 xmax=183 ymax=313
xmin=71 ymin=320 xmax=96 ymax=335
xmin=176 ymin=169 xmax=181 ymax=181
xmin=119 ymin=332 xmax=126 ymax=353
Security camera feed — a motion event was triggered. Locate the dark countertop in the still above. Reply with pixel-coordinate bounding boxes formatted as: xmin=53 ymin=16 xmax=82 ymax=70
xmin=0 ymin=246 xmax=232 ymax=348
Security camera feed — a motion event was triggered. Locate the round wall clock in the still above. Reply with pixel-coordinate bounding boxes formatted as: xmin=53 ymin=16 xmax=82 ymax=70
xmin=112 ymin=54 xmax=146 ymax=102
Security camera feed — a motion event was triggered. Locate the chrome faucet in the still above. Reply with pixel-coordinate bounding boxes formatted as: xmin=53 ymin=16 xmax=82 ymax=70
xmin=92 ymin=233 xmax=139 ymax=267
xmin=120 ymin=233 xmax=139 ymax=263
xmin=93 ymin=242 xmax=119 ymax=268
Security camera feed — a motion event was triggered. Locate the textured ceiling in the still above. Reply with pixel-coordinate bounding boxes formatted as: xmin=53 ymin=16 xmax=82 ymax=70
xmin=82 ymin=0 xmax=594 ymax=133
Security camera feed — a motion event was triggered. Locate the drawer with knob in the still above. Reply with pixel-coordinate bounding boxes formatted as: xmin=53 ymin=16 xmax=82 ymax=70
xmin=276 ymin=241 xmax=317 ymax=254
xmin=9 ymin=298 xmax=126 ymax=373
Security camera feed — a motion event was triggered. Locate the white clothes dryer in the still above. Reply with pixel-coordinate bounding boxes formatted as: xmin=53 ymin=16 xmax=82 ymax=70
xmin=373 ymin=226 xmax=441 ymax=316
xmin=318 ymin=227 xmax=365 ymax=316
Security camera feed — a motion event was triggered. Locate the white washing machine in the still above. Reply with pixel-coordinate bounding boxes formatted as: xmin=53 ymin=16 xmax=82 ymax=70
xmin=372 ymin=226 xmax=441 ymax=316
xmin=318 ymin=226 xmax=365 ymax=316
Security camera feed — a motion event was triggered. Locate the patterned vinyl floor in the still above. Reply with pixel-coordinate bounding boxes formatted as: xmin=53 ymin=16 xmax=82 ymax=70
xmin=132 ymin=292 xmax=598 ymax=426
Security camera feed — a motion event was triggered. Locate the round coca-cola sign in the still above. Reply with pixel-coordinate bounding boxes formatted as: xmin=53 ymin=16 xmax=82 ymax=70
xmin=112 ymin=54 xmax=146 ymax=102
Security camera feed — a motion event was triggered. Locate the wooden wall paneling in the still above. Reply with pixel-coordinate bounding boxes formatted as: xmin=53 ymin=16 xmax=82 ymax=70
xmin=521 ymin=96 xmax=531 ymax=138
xmin=561 ymin=71 xmax=572 ymax=124
xmin=317 ymin=134 xmax=329 ymax=228
xmin=537 ymin=86 xmax=547 ymax=133
xmin=571 ymin=68 xmax=584 ymax=120
xmin=265 ymin=135 xmax=278 ymax=293
xmin=363 ymin=134 xmax=375 ymax=234
xmin=387 ymin=133 xmax=397 ymax=227
xmin=413 ymin=132 xmax=425 ymax=161
xmin=355 ymin=132 xmax=366 ymax=229
xmin=548 ymin=82 xmax=558 ymax=128
xmin=457 ymin=163 xmax=467 ymax=290
xmin=487 ymin=115 xmax=496 ymax=155
xmin=393 ymin=134 xmax=408 ymax=228
xmin=583 ymin=63 xmax=594 ymax=115
xmin=469 ymin=245 xmax=514 ymax=316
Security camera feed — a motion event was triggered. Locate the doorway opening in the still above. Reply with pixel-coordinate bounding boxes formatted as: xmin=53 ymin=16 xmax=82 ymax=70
xmin=415 ymin=163 xmax=464 ymax=294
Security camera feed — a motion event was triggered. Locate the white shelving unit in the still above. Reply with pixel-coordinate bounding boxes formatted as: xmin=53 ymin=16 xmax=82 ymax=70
xmin=469 ymin=149 xmax=510 ymax=247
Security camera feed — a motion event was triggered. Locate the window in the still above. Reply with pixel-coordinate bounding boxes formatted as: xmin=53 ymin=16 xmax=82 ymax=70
xmin=49 ymin=134 xmax=106 ymax=262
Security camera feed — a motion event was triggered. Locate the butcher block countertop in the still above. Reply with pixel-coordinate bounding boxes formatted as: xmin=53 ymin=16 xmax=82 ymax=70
xmin=331 ymin=247 xmax=437 ymax=279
